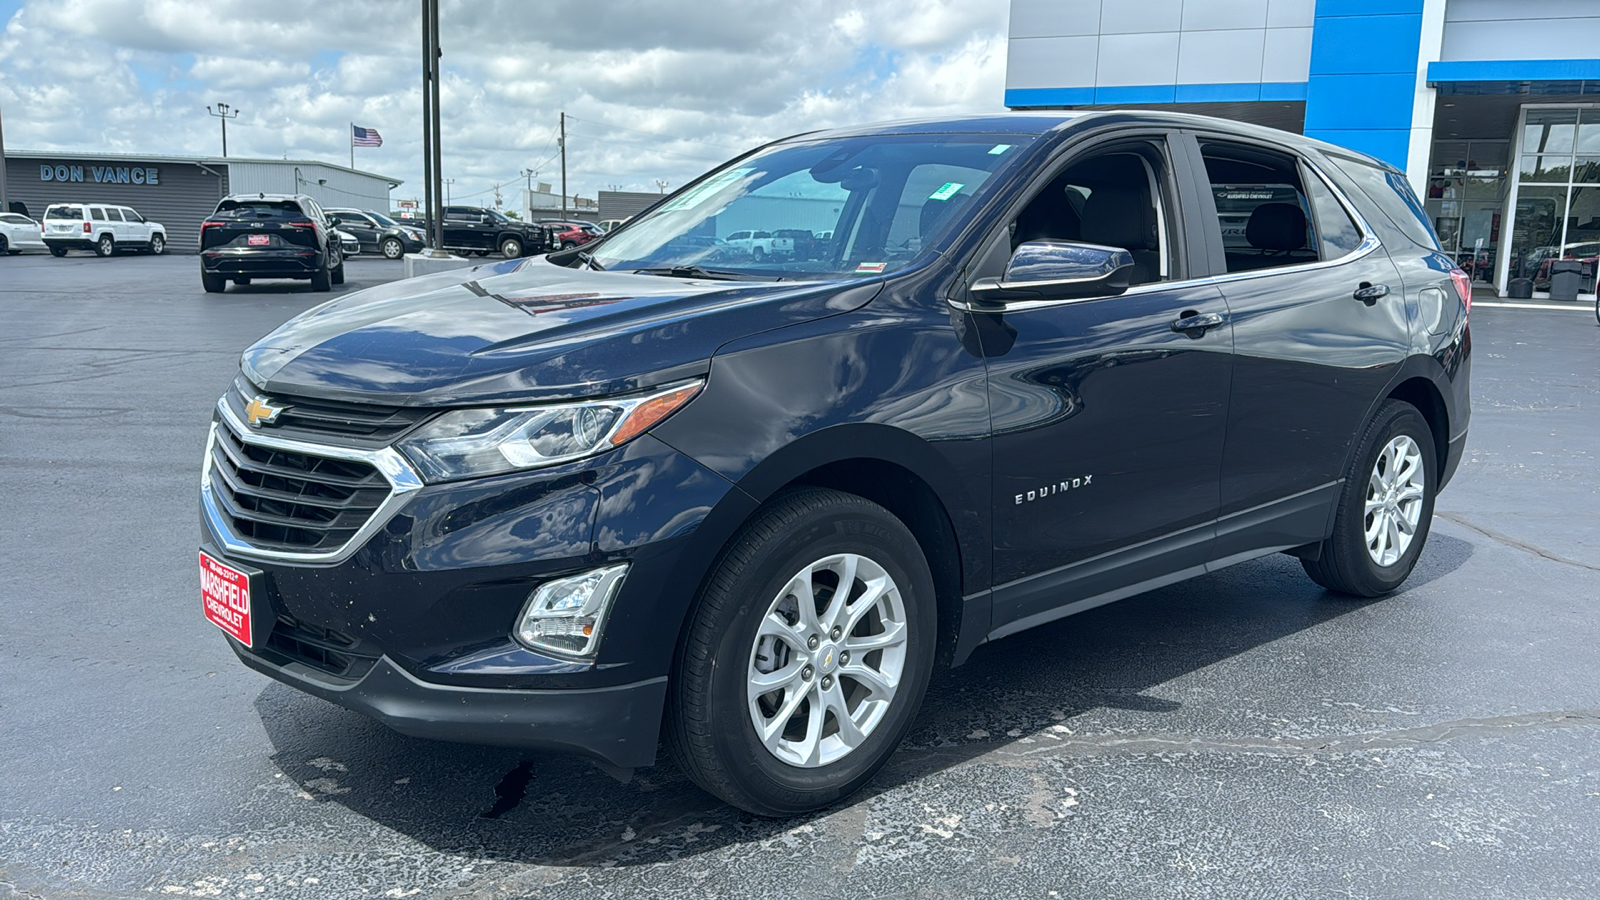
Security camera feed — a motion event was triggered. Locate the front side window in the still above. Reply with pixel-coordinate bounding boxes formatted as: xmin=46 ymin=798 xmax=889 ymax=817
xmin=125 ymin=209 xmax=145 ymax=223
xmin=592 ymin=133 xmax=1032 ymax=279
xmin=1199 ymin=142 xmax=1321 ymax=273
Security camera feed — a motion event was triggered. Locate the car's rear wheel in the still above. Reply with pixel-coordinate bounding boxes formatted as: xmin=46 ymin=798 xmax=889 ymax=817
xmin=500 ymin=237 xmax=523 ymax=258
xmin=201 ymin=271 xmax=227 ymax=293
xmin=1302 ymin=400 xmax=1437 ymax=596
xmin=668 ymin=488 xmax=935 ymax=816
xmin=310 ymin=265 xmax=332 ymax=292
xmin=150 ymin=234 xmax=165 ymax=255
xmin=0 ymin=235 xmax=8 ymax=254
xmin=49 ymin=246 xmax=68 ymax=257
xmin=95 ymin=235 xmax=114 ymax=257
xmin=381 ymin=237 xmax=405 ymax=259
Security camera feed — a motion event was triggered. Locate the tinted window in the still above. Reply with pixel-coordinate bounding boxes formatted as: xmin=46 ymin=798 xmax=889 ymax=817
xmin=125 ymin=209 xmax=145 ymax=223
xmin=1303 ymin=168 xmax=1363 ymax=259
xmin=1199 ymin=142 xmax=1319 ymax=273
xmin=90 ymin=208 xmax=106 ymax=221
xmin=2 ymin=214 xmax=29 ymax=224
xmin=106 ymin=209 xmax=124 ymax=222
xmin=1329 ymin=156 xmax=1444 ymax=251
xmin=215 ymin=200 xmax=305 ymax=219
xmin=45 ymin=206 xmax=83 ymax=220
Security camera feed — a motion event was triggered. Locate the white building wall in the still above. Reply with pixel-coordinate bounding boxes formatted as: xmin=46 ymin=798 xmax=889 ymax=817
xmin=1441 ymin=0 xmax=1600 ymax=62
xmin=222 ymin=161 xmax=395 ymax=211
xmin=1006 ymin=0 xmax=1315 ymax=94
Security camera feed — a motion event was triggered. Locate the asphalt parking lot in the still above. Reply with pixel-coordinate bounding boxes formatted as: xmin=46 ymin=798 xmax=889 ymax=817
xmin=2 ymin=252 xmax=1599 ymax=899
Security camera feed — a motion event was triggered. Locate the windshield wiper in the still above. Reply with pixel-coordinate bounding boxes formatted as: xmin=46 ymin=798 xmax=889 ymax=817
xmin=576 ymin=251 xmax=605 ymax=271
xmin=630 ymin=265 xmax=772 ymax=281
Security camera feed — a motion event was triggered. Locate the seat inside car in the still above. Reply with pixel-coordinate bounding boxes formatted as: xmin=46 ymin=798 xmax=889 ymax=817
xmin=1009 ymin=152 xmax=1162 ymax=285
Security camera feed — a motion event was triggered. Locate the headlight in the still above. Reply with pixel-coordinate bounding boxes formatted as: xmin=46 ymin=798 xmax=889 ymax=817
xmin=514 ymin=563 xmax=629 ymax=657
xmin=396 ymin=380 xmax=702 ymax=482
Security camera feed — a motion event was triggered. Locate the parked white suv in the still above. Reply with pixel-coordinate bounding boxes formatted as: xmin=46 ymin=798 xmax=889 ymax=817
xmin=0 ymin=212 xmax=47 ymax=255
xmin=42 ymin=202 xmax=168 ymax=257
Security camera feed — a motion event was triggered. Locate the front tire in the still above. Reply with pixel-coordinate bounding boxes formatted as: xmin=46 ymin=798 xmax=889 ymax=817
xmin=332 ymin=259 xmax=346 ymax=285
xmin=500 ymin=237 xmax=523 ymax=258
xmin=1302 ymin=400 xmax=1437 ymax=596
xmin=381 ymin=237 xmax=405 ymax=259
xmin=150 ymin=234 xmax=166 ymax=255
xmin=201 ymin=271 xmax=227 ymax=293
xmin=668 ymin=488 xmax=936 ymax=816
xmin=95 ymin=234 xmax=115 ymax=257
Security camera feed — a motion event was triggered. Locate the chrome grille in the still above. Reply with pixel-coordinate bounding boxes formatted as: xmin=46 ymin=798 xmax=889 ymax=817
xmin=208 ymin=421 xmax=393 ymax=552
xmin=226 ymin=376 xmax=432 ymax=444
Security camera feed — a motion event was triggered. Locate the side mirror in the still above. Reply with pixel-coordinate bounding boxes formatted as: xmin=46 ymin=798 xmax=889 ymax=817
xmin=970 ymin=240 xmax=1135 ymax=304
xmin=327 ymin=215 xmax=342 ymax=227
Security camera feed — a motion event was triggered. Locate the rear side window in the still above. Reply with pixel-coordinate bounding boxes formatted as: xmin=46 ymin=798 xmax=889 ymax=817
xmin=214 ymin=200 xmax=305 ymax=219
xmin=1198 ymin=142 xmax=1319 ymax=273
xmin=46 ymin=206 xmax=82 ymax=220
xmin=90 ymin=208 xmax=106 ymax=221
xmin=106 ymin=209 xmax=124 ymax=222
xmin=1302 ymin=170 xmax=1363 ymax=258
xmin=1328 ymin=156 xmax=1444 ymax=251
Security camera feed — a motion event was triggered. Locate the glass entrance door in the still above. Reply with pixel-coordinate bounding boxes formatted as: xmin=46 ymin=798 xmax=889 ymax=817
xmin=1506 ymin=106 xmax=1600 ymax=298
xmin=1426 ymin=140 xmax=1508 ymax=286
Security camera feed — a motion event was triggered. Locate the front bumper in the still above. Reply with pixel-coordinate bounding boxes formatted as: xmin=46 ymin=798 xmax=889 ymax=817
xmin=232 ymin=641 xmax=667 ymax=769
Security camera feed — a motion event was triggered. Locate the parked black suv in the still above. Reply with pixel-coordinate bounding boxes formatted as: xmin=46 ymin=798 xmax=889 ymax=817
xmin=439 ymin=205 xmax=551 ymax=258
xmin=200 ymin=194 xmax=344 ymax=292
xmin=324 ymin=207 xmax=426 ymax=260
xmin=200 ymin=113 xmax=1470 ymax=815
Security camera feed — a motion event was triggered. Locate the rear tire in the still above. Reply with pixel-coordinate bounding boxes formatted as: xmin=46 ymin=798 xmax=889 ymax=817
xmin=150 ymin=234 xmax=166 ymax=255
xmin=95 ymin=234 xmax=114 ymax=257
xmin=0 ymin=235 xmax=8 ymax=254
xmin=500 ymin=237 xmax=523 ymax=258
xmin=201 ymin=271 xmax=227 ymax=293
xmin=310 ymin=266 xmax=332 ymax=291
xmin=49 ymin=246 xmax=68 ymax=257
xmin=667 ymin=488 xmax=936 ymax=816
xmin=1302 ymin=400 xmax=1437 ymax=597
xmin=381 ymin=237 xmax=405 ymax=260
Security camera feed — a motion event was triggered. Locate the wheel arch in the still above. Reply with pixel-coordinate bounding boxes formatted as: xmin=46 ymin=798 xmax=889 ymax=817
xmin=1386 ymin=375 xmax=1449 ymax=481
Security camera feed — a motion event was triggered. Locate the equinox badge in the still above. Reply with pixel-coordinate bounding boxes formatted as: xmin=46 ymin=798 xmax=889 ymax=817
xmin=244 ymin=395 xmax=288 ymax=428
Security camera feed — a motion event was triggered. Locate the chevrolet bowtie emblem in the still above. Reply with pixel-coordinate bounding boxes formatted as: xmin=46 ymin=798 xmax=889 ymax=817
xmin=244 ymin=395 xmax=288 ymax=427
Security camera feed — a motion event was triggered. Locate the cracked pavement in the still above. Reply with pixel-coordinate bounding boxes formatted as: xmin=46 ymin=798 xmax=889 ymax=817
xmin=2 ymin=255 xmax=1598 ymax=898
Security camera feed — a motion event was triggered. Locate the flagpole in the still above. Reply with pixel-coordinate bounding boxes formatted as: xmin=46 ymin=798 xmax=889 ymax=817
xmin=350 ymin=123 xmax=355 ymax=169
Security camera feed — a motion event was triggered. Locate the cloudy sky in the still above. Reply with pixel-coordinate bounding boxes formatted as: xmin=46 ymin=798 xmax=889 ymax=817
xmin=0 ymin=0 xmax=1010 ymax=208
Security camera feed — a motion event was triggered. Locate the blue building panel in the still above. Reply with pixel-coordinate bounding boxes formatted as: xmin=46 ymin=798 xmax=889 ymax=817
xmin=1003 ymin=87 xmax=1097 ymax=108
xmin=1304 ymin=73 xmax=1418 ymax=129
xmin=1308 ymin=12 xmax=1423 ymax=75
xmin=1093 ymin=84 xmax=1178 ymax=104
xmin=1427 ymin=58 xmax=1600 ymax=84
xmin=1299 ymin=128 xmax=1412 ymax=168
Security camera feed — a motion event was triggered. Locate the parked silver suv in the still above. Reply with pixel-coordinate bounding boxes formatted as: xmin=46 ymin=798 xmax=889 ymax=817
xmin=42 ymin=202 xmax=168 ymax=257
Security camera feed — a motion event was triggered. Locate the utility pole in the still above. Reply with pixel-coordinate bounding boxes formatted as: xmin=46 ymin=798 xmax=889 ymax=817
xmin=206 ymin=102 xmax=241 ymax=157
xmin=444 ymin=178 xmax=454 ymax=205
xmin=521 ymin=167 xmax=536 ymax=217
xmin=492 ymin=181 xmax=502 ymax=209
xmin=559 ymin=111 xmax=567 ymax=219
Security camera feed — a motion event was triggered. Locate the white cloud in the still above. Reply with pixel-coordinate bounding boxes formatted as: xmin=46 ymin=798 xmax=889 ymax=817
xmin=0 ymin=0 xmax=1010 ymax=204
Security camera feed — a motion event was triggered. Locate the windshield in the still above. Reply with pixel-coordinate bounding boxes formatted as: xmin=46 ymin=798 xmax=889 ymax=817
xmin=592 ymin=133 xmax=1032 ymax=278
xmin=369 ymin=211 xmax=400 ymax=227
xmin=45 ymin=206 xmax=83 ymax=220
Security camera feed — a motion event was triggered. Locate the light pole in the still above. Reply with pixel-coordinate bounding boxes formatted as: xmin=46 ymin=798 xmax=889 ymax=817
xmin=655 ymin=179 xmax=669 ymax=194
xmin=206 ymin=102 xmax=241 ymax=157
xmin=443 ymin=178 xmax=454 ymax=205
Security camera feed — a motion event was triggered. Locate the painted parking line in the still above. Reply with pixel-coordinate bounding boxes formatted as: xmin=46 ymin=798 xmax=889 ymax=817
xmin=1472 ymin=301 xmax=1596 ymax=311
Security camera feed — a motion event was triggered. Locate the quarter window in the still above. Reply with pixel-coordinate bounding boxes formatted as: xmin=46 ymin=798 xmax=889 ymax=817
xmin=91 ymin=208 xmax=106 ymax=221
xmin=1303 ymin=169 xmax=1363 ymax=259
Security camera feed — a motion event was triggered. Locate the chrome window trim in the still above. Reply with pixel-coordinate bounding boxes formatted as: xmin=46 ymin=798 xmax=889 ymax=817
xmin=201 ymin=397 xmax=424 ymax=565
xmin=949 ymin=154 xmax=1379 ymax=315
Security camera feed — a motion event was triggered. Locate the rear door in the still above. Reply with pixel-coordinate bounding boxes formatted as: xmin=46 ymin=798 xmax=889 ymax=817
xmin=342 ymin=213 xmax=380 ymax=251
xmin=1177 ymin=133 xmax=1411 ymax=558
xmin=974 ymin=132 xmax=1234 ymax=635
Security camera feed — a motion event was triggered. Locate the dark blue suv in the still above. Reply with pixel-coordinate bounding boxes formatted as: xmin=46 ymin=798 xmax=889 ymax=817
xmin=199 ymin=112 xmax=1471 ymax=815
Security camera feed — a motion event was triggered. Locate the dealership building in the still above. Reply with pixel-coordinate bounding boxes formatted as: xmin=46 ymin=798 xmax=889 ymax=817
xmin=1006 ymin=0 xmax=1600 ymax=300
xmin=2 ymin=151 xmax=400 ymax=251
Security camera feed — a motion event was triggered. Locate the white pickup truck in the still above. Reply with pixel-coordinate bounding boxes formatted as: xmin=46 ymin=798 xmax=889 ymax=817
xmin=723 ymin=229 xmax=793 ymax=259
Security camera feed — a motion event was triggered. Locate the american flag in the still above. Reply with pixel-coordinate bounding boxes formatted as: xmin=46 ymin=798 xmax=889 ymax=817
xmin=352 ymin=125 xmax=383 ymax=147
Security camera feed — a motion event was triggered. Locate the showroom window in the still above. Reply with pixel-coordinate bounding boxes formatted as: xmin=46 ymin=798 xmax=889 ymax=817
xmin=1505 ymin=106 xmax=1600 ymax=297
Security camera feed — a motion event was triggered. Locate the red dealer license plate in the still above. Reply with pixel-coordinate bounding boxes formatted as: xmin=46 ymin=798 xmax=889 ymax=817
xmin=247 ymin=234 xmax=270 ymax=246
xmin=200 ymin=550 xmax=254 ymax=647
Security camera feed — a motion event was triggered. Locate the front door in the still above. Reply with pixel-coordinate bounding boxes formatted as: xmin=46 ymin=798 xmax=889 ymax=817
xmin=975 ymin=137 xmax=1233 ymax=634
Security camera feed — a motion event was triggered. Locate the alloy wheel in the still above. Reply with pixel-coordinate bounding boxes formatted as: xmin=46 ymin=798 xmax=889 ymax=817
xmin=746 ymin=553 xmax=908 ymax=768
xmin=1364 ymin=434 xmax=1426 ymax=567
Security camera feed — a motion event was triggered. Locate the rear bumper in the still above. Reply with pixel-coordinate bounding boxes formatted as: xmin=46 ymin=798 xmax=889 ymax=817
xmin=232 ymin=642 xmax=667 ymax=769
xmin=44 ymin=238 xmax=98 ymax=250
xmin=202 ymin=249 xmax=327 ymax=277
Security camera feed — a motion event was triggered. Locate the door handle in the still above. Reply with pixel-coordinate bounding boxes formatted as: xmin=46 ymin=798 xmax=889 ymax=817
xmin=1170 ymin=310 xmax=1225 ymax=338
xmin=1353 ymin=282 xmax=1391 ymax=305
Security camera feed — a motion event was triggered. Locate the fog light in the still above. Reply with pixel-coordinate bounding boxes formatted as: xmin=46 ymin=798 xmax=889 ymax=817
xmin=514 ymin=564 xmax=629 ymax=657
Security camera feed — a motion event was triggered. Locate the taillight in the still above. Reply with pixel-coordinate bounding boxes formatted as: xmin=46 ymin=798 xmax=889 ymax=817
xmin=83 ymin=222 xmax=91 ymax=233
xmin=1448 ymin=267 xmax=1472 ymax=316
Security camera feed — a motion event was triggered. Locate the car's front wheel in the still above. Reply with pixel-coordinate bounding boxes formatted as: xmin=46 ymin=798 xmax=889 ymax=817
xmin=1302 ymin=399 xmax=1437 ymax=596
xmin=381 ymin=237 xmax=405 ymax=259
xmin=500 ymin=237 xmax=523 ymax=258
xmin=668 ymin=488 xmax=935 ymax=816
xmin=150 ymin=234 xmax=165 ymax=255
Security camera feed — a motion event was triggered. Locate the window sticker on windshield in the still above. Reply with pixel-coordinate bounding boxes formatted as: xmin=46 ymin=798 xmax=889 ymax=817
xmin=658 ymin=167 xmax=757 ymax=213
xmin=855 ymin=262 xmax=887 ymax=273
xmin=929 ymin=182 xmax=965 ymax=202
xmin=988 ymin=144 xmax=1013 ymax=155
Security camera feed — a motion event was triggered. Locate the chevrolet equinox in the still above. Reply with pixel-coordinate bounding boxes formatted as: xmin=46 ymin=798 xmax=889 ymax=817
xmin=199 ymin=112 xmax=1471 ymax=815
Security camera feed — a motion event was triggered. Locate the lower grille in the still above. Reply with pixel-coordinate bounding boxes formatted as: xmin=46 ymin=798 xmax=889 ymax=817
xmin=208 ymin=422 xmax=392 ymax=552
xmin=265 ymin=614 xmax=374 ymax=678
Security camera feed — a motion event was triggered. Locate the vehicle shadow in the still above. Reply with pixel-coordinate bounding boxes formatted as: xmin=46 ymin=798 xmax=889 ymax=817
xmin=255 ymin=533 xmax=1472 ymax=868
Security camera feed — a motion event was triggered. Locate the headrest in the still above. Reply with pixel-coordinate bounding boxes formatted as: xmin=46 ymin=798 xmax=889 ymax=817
xmin=1246 ymin=203 xmax=1307 ymax=251
xmin=1080 ymin=185 xmax=1155 ymax=252
xmin=921 ymin=193 xmax=970 ymax=240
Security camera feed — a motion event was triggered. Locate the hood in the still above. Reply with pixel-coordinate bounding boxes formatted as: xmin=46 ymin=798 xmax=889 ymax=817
xmin=241 ymin=256 xmax=876 ymax=406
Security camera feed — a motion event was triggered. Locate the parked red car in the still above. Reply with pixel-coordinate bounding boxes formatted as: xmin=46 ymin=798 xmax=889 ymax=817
xmin=540 ymin=220 xmax=600 ymax=251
